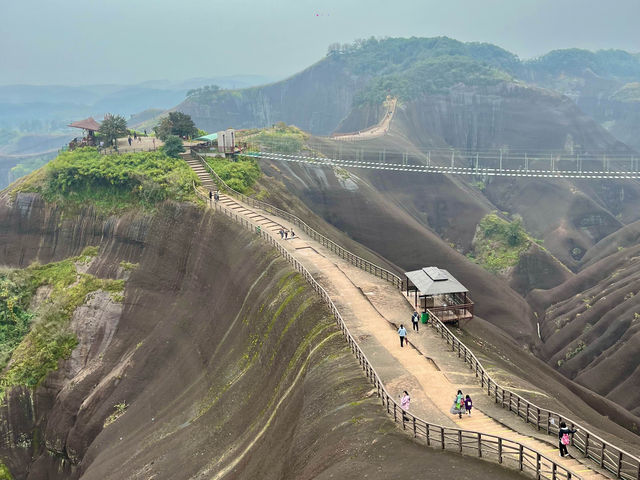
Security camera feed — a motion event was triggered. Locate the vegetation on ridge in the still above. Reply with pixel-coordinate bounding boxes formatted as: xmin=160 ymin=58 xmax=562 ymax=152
xmin=251 ymin=123 xmax=308 ymax=154
xmin=468 ymin=213 xmax=530 ymax=273
xmin=325 ymin=37 xmax=516 ymax=105
xmin=14 ymin=147 xmax=199 ymax=214
xmin=206 ymin=156 xmax=260 ymax=194
xmin=354 ymin=55 xmax=511 ymax=105
xmin=0 ymin=248 xmax=124 ymax=398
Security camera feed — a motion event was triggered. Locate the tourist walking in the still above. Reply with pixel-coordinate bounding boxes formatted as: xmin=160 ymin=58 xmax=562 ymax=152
xmin=411 ymin=310 xmax=419 ymax=331
xmin=284 ymin=230 xmax=288 ymax=239
xmin=290 ymin=229 xmax=295 ymax=238
xmin=398 ymin=324 xmax=407 ymax=347
xmin=128 ymin=136 xmax=132 ymax=146
xmin=279 ymin=228 xmax=284 ymax=239
xmin=400 ymin=390 xmax=410 ymax=421
xmin=450 ymin=389 xmax=464 ymax=418
xmin=214 ymin=192 xmax=219 ymax=202
xmin=208 ymin=190 xmax=213 ymax=205
xmin=464 ymin=394 xmax=473 ymax=416
xmin=558 ymin=422 xmax=577 ymax=457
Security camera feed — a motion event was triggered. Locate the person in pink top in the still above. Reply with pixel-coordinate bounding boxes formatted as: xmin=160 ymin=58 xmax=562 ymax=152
xmin=400 ymin=390 xmax=410 ymax=421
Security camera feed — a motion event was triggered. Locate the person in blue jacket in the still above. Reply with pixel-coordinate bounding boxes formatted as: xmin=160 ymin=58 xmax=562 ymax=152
xmin=398 ymin=324 xmax=407 ymax=347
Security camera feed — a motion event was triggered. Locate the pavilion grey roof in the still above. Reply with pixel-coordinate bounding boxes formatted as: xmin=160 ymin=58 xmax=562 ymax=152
xmin=405 ymin=267 xmax=468 ymax=296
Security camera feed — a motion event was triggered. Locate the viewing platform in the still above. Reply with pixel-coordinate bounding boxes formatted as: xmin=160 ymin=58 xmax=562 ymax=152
xmin=404 ymin=266 xmax=473 ymax=324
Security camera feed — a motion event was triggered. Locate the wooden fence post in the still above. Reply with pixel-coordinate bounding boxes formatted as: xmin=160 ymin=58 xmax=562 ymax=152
xmin=519 ymin=444 xmax=524 ymax=470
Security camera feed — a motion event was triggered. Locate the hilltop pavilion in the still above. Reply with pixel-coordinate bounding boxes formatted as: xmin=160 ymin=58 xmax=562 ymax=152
xmin=68 ymin=117 xmax=101 ymax=148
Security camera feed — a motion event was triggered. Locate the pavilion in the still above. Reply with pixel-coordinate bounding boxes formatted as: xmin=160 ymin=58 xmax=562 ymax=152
xmin=404 ymin=266 xmax=474 ymax=324
xmin=68 ymin=117 xmax=101 ymax=148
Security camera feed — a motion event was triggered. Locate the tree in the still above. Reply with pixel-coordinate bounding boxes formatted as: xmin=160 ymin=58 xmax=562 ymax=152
xmin=168 ymin=112 xmax=197 ymax=138
xmin=163 ymin=135 xmax=184 ymax=158
xmin=99 ymin=114 xmax=128 ymax=147
xmin=154 ymin=117 xmax=172 ymax=141
xmin=153 ymin=112 xmax=198 ymax=140
xmin=506 ymin=217 xmax=525 ymax=246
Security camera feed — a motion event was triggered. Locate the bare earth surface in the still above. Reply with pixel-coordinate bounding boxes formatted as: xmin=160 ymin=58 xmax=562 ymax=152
xmin=187 ymin=158 xmax=620 ymax=479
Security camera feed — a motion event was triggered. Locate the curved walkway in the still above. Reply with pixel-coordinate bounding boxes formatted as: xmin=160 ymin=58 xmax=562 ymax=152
xmin=186 ymin=158 xmax=612 ymax=480
xmin=331 ymin=97 xmax=397 ymax=141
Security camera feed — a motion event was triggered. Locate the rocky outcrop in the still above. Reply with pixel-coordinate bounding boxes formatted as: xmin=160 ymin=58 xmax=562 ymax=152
xmin=0 ymin=193 xmax=528 ymax=480
xmin=178 ymin=56 xmax=368 ymax=135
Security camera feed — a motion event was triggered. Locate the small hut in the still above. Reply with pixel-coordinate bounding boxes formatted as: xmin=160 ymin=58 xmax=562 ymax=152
xmin=217 ymin=128 xmax=236 ymax=154
xmin=405 ymin=266 xmax=473 ymax=324
xmin=68 ymin=117 xmax=101 ymax=148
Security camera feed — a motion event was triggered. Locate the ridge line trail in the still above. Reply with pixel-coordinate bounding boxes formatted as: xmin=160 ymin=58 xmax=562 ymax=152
xmin=188 ymin=161 xmax=610 ymax=479
xmin=332 ymin=97 xmax=397 ymax=141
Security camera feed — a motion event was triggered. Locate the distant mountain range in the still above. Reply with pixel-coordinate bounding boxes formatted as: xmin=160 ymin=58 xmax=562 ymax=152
xmin=173 ymin=37 xmax=640 ymax=151
xmin=0 ymin=75 xmax=277 ymax=131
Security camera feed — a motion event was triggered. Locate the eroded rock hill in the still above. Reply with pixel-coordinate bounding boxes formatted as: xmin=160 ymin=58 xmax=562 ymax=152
xmin=0 ymin=193 xmax=526 ymax=480
xmin=255 ymin=141 xmax=640 ymax=434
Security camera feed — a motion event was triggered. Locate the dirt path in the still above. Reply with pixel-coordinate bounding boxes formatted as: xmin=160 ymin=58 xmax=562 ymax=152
xmin=332 ymin=97 xmax=397 ymax=141
xmin=186 ymin=157 xmax=612 ymax=479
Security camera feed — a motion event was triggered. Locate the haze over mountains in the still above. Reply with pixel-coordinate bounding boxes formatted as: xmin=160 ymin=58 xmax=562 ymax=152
xmin=0 ymin=75 xmax=275 ymax=131
xmin=2 ymin=32 xmax=640 ymax=478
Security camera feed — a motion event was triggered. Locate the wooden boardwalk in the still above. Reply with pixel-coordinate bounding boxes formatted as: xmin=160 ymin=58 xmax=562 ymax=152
xmin=185 ymin=156 xmax=615 ymax=480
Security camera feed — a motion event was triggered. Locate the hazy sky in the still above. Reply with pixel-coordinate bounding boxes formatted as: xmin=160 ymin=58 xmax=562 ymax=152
xmin=2 ymin=0 xmax=639 ymax=85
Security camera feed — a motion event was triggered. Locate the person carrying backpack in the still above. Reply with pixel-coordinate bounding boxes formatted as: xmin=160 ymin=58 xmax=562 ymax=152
xmin=464 ymin=394 xmax=473 ymax=416
xmin=411 ymin=310 xmax=419 ymax=332
xmin=558 ymin=421 xmax=577 ymax=457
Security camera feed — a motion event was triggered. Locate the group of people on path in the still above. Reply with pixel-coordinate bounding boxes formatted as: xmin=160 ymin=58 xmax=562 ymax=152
xmin=208 ymin=190 xmax=219 ymax=204
xmin=278 ymin=228 xmax=295 ymax=240
xmin=397 ymin=311 xmax=578 ymax=460
xmin=397 ymin=310 xmax=427 ymax=347
xmin=127 ymin=133 xmax=143 ymax=146
xmin=450 ymin=389 xmax=473 ymax=418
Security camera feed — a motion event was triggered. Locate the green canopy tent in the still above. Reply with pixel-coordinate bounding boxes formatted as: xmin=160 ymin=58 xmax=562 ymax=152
xmin=195 ymin=133 xmax=218 ymax=143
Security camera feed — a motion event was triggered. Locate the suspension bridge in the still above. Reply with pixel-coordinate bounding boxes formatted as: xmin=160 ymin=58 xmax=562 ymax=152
xmin=245 ymin=149 xmax=640 ymax=180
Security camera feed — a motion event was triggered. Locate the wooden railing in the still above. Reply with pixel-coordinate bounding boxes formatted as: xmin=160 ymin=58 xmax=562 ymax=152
xmin=193 ymin=153 xmax=403 ymax=289
xmin=192 ymin=183 xmax=583 ymax=480
xmin=192 ymin=152 xmax=640 ymax=480
xmin=425 ymin=310 xmax=640 ymax=480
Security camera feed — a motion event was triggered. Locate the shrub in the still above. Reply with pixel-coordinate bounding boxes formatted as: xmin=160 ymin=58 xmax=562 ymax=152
xmin=252 ymin=123 xmax=307 ymax=154
xmin=163 ymin=135 xmax=185 ymax=158
xmin=470 ymin=213 xmax=530 ymax=273
xmin=0 ymin=256 xmax=124 ymax=397
xmin=16 ymin=147 xmax=198 ymax=213
xmin=207 ymin=156 xmax=261 ymax=194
